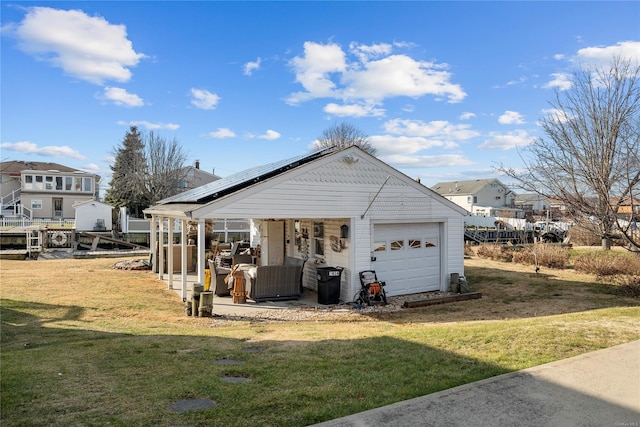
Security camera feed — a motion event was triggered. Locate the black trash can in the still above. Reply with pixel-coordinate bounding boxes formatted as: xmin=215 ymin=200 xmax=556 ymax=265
xmin=317 ymin=266 xmax=343 ymax=305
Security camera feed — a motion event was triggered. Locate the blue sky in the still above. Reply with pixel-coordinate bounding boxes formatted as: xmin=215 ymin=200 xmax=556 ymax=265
xmin=2 ymin=1 xmax=639 ymax=194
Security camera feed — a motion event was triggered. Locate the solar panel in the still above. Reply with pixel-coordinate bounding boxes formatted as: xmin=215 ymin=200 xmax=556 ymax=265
xmin=158 ymin=147 xmax=335 ymax=204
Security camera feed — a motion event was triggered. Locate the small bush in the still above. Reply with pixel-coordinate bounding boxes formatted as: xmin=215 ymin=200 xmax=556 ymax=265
xmin=573 ymin=251 xmax=640 ymax=276
xmin=476 ymin=244 xmax=514 ymax=262
xmin=464 ymin=245 xmax=476 ymax=257
xmin=512 ymin=244 xmax=571 ymax=269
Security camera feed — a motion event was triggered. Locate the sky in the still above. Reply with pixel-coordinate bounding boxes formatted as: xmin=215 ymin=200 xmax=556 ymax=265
xmin=1 ymin=1 xmax=639 ymax=195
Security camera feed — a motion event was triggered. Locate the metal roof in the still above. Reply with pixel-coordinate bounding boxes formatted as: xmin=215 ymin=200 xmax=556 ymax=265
xmin=157 ymin=147 xmax=336 ymax=205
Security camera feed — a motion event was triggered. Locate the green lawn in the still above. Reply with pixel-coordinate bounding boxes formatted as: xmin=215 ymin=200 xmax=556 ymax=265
xmin=1 ymin=255 xmax=639 ymax=426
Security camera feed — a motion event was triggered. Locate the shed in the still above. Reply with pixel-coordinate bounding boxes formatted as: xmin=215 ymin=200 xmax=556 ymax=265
xmin=73 ymin=200 xmax=113 ymax=231
xmin=144 ymin=146 xmax=468 ymax=302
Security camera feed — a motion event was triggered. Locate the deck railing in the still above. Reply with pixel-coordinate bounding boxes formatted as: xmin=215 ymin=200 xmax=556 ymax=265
xmin=0 ymin=218 xmax=75 ymax=230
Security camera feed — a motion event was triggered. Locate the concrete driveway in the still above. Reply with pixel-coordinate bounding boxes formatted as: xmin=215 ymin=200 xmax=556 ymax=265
xmin=310 ymin=340 xmax=640 ymax=427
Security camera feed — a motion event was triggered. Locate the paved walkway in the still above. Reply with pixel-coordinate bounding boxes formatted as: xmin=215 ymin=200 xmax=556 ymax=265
xmin=310 ymin=340 xmax=640 ymax=427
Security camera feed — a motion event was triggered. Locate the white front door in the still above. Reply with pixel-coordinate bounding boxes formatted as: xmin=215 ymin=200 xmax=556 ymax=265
xmin=372 ymin=223 xmax=441 ymax=296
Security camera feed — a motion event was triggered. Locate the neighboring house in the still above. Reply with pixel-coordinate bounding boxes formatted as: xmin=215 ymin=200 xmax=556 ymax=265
xmin=74 ymin=200 xmax=114 ymax=231
xmin=513 ymin=193 xmax=550 ymax=212
xmin=178 ymin=160 xmax=221 ymax=192
xmin=116 ymin=161 xmax=221 ymax=236
xmin=0 ymin=161 xmax=100 ymax=220
xmin=431 ymin=178 xmax=519 ymax=217
xmin=613 ymin=197 xmax=640 ymax=217
xmin=144 ymin=146 xmax=468 ymax=302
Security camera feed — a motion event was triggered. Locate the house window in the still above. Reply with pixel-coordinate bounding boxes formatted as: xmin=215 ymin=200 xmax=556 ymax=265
xmin=45 ymin=176 xmax=54 ymax=190
xmin=55 ymin=177 xmax=63 ymax=190
xmin=35 ymin=175 xmax=43 ymax=190
xmin=74 ymin=177 xmax=82 ymax=191
xmin=83 ymin=177 xmax=92 ymax=192
xmin=31 ymin=200 xmax=42 ymax=209
xmin=24 ymin=175 xmax=33 ymax=190
xmin=313 ymin=222 xmax=324 ymax=257
xmin=473 ymin=196 xmax=478 ymax=203
xmin=65 ymin=177 xmax=73 ymax=191
xmin=409 ymin=239 xmax=421 ymax=249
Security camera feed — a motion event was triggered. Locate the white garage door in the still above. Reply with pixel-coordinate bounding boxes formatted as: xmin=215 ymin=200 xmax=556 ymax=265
xmin=372 ymin=223 xmax=441 ymax=296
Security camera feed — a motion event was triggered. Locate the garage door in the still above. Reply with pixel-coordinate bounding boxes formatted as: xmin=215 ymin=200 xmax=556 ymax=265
xmin=372 ymin=223 xmax=441 ymax=296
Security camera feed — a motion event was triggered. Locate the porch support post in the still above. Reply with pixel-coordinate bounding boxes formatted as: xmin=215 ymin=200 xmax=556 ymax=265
xmin=181 ymin=219 xmax=188 ymax=300
xmin=167 ymin=217 xmax=174 ymax=290
xmin=149 ymin=215 xmax=157 ymax=273
xmin=198 ymin=218 xmax=206 ymax=285
xmin=158 ymin=216 xmax=165 ymax=280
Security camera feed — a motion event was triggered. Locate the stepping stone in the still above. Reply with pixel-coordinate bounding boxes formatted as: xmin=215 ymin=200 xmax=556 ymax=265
xmin=214 ymin=358 xmax=245 ymax=365
xmin=169 ymin=398 xmax=216 ymax=413
xmin=221 ymin=375 xmax=251 ymax=384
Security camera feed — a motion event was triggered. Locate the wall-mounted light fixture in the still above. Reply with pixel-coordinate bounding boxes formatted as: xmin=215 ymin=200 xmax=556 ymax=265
xmin=340 ymin=224 xmax=349 ymax=239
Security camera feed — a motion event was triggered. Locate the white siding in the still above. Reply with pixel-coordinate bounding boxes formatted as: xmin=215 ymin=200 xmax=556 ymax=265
xmin=187 ymin=148 xmax=466 ymax=300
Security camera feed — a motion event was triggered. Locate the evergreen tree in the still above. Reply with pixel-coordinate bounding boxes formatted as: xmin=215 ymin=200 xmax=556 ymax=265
xmin=106 ymin=126 xmax=149 ymax=217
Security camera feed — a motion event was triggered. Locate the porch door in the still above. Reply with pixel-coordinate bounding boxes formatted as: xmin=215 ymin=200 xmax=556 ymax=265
xmin=53 ymin=198 xmax=63 ymax=219
xmin=267 ymin=221 xmax=285 ymax=265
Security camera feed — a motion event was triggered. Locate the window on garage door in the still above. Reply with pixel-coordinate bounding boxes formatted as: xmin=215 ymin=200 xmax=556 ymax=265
xmin=390 ymin=240 xmax=404 ymax=250
xmin=425 ymin=238 xmax=437 ymax=248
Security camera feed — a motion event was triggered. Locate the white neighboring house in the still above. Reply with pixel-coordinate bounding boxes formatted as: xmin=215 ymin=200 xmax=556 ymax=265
xmin=145 ymin=146 xmax=468 ymax=302
xmin=431 ymin=178 xmax=522 ymax=218
xmin=73 ymin=200 xmax=114 ymax=232
xmin=0 ymin=160 xmax=100 ymax=220
xmin=514 ymin=193 xmax=550 ymax=212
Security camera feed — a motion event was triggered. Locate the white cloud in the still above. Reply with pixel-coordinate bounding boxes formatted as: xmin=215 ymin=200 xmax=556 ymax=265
xmin=498 ymin=110 xmax=525 ymax=125
xmin=120 ymin=120 xmax=179 ymax=130
xmin=382 ymin=118 xmax=479 ymax=140
xmin=479 ymin=130 xmax=534 ymax=150
xmin=9 ymin=6 xmax=145 ymax=84
xmin=286 ymin=41 xmax=466 ymax=110
xmin=349 ymin=42 xmax=393 ymax=62
xmin=208 ymin=128 xmax=235 ymax=138
xmin=543 ymin=72 xmax=573 ymax=91
xmin=459 ymin=112 xmax=476 ymax=120
xmin=257 ymin=130 xmax=281 ymax=140
xmin=0 ymin=141 xmax=85 ymax=159
xmin=287 ymin=42 xmax=347 ymax=104
xmin=541 ymin=108 xmax=572 ymax=124
xmin=244 ymin=57 xmax=261 ymax=76
xmin=323 ymin=103 xmax=385 ymax=117
xmin=371 ymin=134 xmax=456 ymax=155
xmin=102 ymin=87 xmax=144 ymax=107
xmin=82 ymin=163 xmax=101 ymax=172
xmin=575 ymin=40 xmax=640 ymax=67
xmin=380 ymin=153 xmax=474 ymax=168
xmin=190 ymin=88 xmax=220 ymax=110
xmin=343 ymin=54 xmax=466 ymax=103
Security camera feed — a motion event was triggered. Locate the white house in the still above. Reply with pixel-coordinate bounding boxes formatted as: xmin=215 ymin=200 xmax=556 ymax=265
xmin=144 ymin=146 xmax=468 ymax=302
xmin=73 ymin=200 xmax=114 ymax=231
xmin=0 ymin=160 xmax=100 ymax=220
xmin=431 ymin=178 xmax=520 ymax=217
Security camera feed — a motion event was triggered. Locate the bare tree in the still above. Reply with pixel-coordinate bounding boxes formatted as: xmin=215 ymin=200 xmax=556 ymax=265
xmin=143 ymin=131 xmax=189 ymax=204
xmin=313 ymin=122 xmax=377 ymax=155
xmin=498 ymin=57 xmax=640 ymax=250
